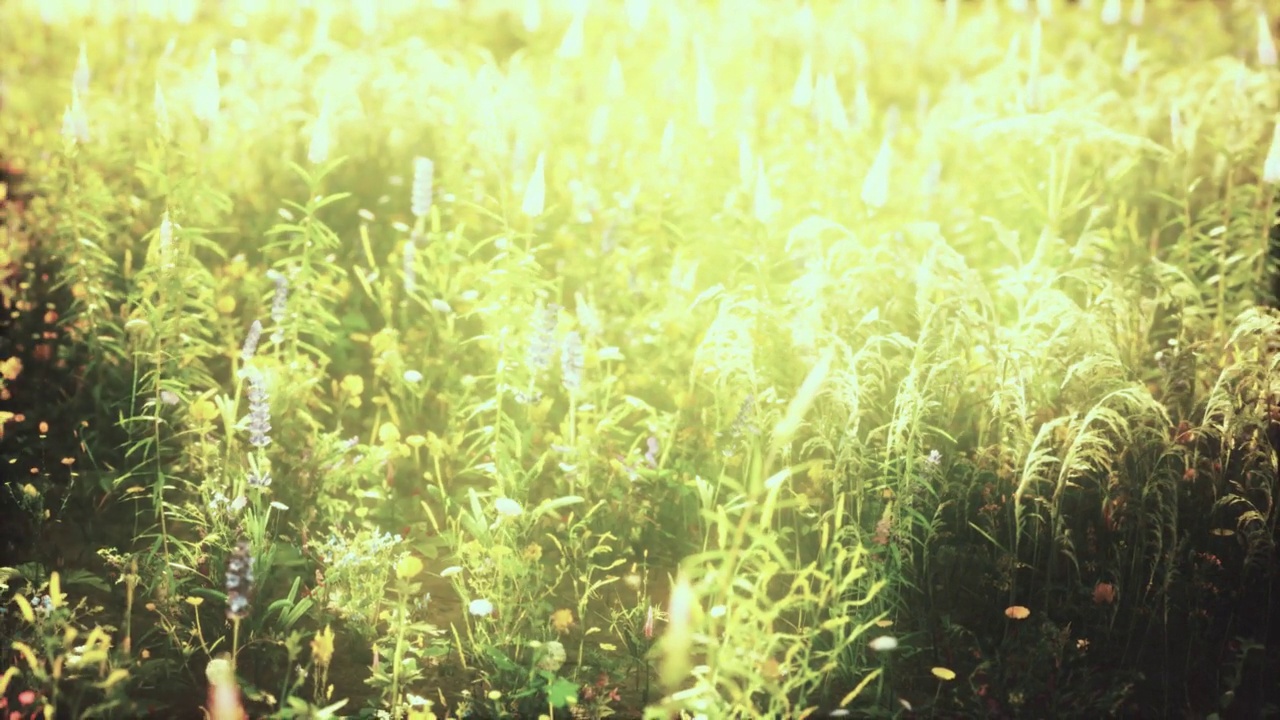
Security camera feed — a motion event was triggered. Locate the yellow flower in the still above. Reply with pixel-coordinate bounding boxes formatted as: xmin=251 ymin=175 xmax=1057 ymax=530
xmin=311 ymin=624 xmax=335 ymax=668
xmin=0 ymin=356 xmax=22 ymax=381
xmin=22 ymin=483 xmax=38 ymax=499
xmin=184 ymin=596 xmax=204 ymax=607
xmin=378 ymin=422 xmax=400 ymax=445
xmin=931 ymin=667 xmax=956 ymax=681
xmin=340 ymin=375 xmax=364 ymax=408
xmin=522 ymin=543 xmax=543 ymax=561
xmin=215 ymin=296 xmax=236 ymax=314
xmin=1004 ymin=605 xmax=1031 ymax=620
xmin=396 ymin=554 xmax=424 ymax=580
xmin=225 ymin=255 xmax=248 ymax=280
xmin=13 ymin=594 xmax=34 ymax=623
xmin=189 ymin=399 xmax=218 ymax=424
xmin=550 ymin=608 xmax=574 ymax=633
xmin=405 ymin=434 xmax=426 ymax=448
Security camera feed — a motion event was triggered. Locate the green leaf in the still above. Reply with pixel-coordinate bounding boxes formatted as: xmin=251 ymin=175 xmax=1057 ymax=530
xmin=59 ymin=568 xmax=111 ymax=593
xmin=545 ymin=676 xmax=579 ymax=708
xmin=484 ymin=645 xmax=519 ymax=673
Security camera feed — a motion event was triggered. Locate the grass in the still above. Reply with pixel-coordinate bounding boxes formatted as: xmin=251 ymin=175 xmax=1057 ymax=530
xmin=1 ymin=0 xmax=1279 ymax=718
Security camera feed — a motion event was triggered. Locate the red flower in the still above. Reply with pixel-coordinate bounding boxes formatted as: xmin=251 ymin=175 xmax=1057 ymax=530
xmin=1093 ymin=582 xmax=1116 ymax=604
xmin=17 ymin=691 xmax=34 ymax=707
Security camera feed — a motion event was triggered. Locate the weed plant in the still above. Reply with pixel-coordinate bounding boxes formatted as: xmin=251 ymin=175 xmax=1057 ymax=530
xmin=2 ymin=0 xmax=1280 ymax=718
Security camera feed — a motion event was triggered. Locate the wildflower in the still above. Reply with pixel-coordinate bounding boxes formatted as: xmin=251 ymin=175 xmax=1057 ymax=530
xmin=1260 ymin=12 xmax=1278 ymax=66
xmin=267 ymin=270 xmax=288 ymax=343
xmin=1093 ymin=582 xmax=1116 ymax=604
xmin=440 ymin=566 xmax=463 ymax=578
xmin=1004 ymin=605 xmax=1031 ymax=620
xmin=522 ymin=543 xmax=543 ymax=561
xmin=694 ymin=40 xmax=715 ymax=128
xmin=430 ymin=298 xmax=452 ymax=314
xmin=245 ymin=372 xmax=271 ymax=448
xmin=247 ymin=468 xmax=272 ymax=488
xmin=643 ymin=605 xmax=655 ymax=638
xmin=205 ymin=656 xmax=245 ymax=720
xmin=522 ymin=0 xmax=541 ymax=31
xmin=868 ymin=636 xmax=898 ymax=652
xmin=468 ymin=598 xmax=494 ymax=617
xmin=752 ymin=159 xmax=780 ymax=223
xmin=61 ymin=86 xmax=89 ymax=144
xmin=861 ymin=137 xmax=892 ymax=210
xmin=190 ymin=399 xmax=218 ymax=424
xmin=216 ymin=296 xmax=236 ymax=314
xmin=561 ymin=331 xmax=584 ymax=391
xmin=791 ymin=53 xmax=813 ymax=108
xmin=557 ymin=6 xmax=585 ymax=59
xmin=229 ymin=495 xmax=247 ymax=513
xmin=412 ymin=157 xmax=434 ymax=219
xmin=526 ymin=303 xmax=559 ymax=373
xmin=494 ymin=497 xmax=523 ymax=517
xmin=155 ymin=81 xmax=170 ymax=139
xmin=307 ymin=104 xmax=332 ymax=165
xmin=550 ymin=608 xmax=574 ymax=633
xmin=926 ymin=449 xmax=942 ymax=465
xmin=1120 ymin=34 xmax=1140 ymax=75
xmin=73 ymin=43 xmax=90 ymax=97
xmin=1128 ymin=0 xmax=1144 ymax=26
xmin=1 ymin=356 xmax=22 ymax=380
xmin=396 ymin=554 xmax=424 ymax=580
xmin=240 ymin=320 xmax=263 ymax=362
xmin=644 ymin=436 xmax=659 ymax=468
xmin=729 ymin=395 xmax=757 ymax=439
xmin=1170 ymin=105 xmax=1185 ymax=150
xmin=521 ymin=152 xmax=547 ymax=218
xmin=378 ymin=422 xmax=400 ymax=445
xmin=660 ymin=118 xmax=676 ymax=164
xmin=194 ymin=49 xmax=220 ymax=124
xmin=931 ymin=667 xmax=956 ymax=681
xmin=403 ymin=369 xmax=423 ymax=383
xmin=225 ymin=540 xmax=254 ymax=620
xmin=1100 ymin=0 xmax=1121 ymax=25
xmin=340 ymin=375 xmax=364 ymax=407
xmin=537 ymin=640 xmax=567 ymax=672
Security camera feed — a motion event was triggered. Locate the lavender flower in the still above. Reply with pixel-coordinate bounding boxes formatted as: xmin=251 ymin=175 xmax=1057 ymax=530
xmin=645 ymin=436 xmax=660 ymax=468
xmin=411 ymin=156 xmax=434 ymax=219
xmin=225 ymin=539 xmax=254 ymax=620
xmin=246 ymin=372 xmax=271 ymax=448
xmin=561 ymin=331 xmax=583 ymax=392
xmin=525 ymin=302 xmax=559 ymax=374
xmin=241 ymin=319 xmax=263 ymax=362
xmin=247 ymin=468 xmax=273 ymax=488
xmin=267 ymin=271 xmax=288 ymax=344
xmin=730 ymin=394 xmax=758 ymax=439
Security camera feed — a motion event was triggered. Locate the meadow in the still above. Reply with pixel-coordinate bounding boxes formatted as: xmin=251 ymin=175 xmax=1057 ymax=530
xmin=1 ymin=0 xmax=1279 ymax=717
